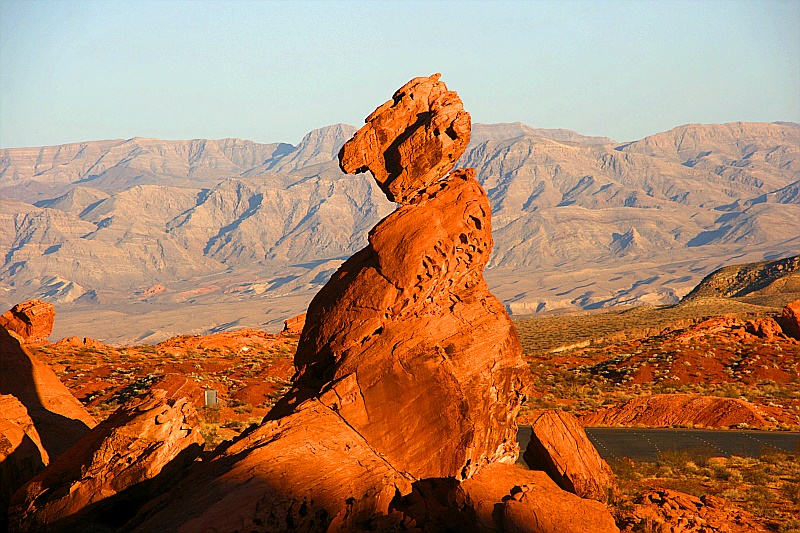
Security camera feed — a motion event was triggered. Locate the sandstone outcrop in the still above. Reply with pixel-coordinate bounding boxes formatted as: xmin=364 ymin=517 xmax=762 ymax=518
xmin=522 ymin=410 xmax=617 ymax=502
xmin=338 ymin=73 xmax=471 ymax=203
xmin=448 ymin=463 xmax=619 ymax=533
xmin=623 ymin=489 xmax=768 ymax=533
xmin=0 ymin=326 xmax=96 ymax=458
xmin=9 ymin=390 xmax=204 ymax=532
xmin=124 ymin=74 xmax=531 ymax=532
xmin=53 ymin=336 xmax=104 ymax=348
xmin=282 ymin=312 xmax=306 ymax=335
xmin=582 ymin=393 xmax=773 ymax=429
xmin=281 ymin=73 xmax=526 ymax=482
xmin=1 ymin=396 xmax=48 ymax=532
xmin=0 ymin=300 xmax=55 ymax=344
xmin=777 ymin=298 xmax=800 ymax=340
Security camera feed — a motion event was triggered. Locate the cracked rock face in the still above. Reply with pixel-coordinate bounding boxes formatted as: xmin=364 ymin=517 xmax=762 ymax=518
xmin=338 ymin=73 xmax=472 ymax=204
xmin=9 ymin=390 xmax=204 ymax=532
xmin=0 ymin=300 xmax=56 ymax=344
xmin=118 ymin=74 xmax=529 ymax=532
xmin=283 ymin=73 xmax=528 ymax=481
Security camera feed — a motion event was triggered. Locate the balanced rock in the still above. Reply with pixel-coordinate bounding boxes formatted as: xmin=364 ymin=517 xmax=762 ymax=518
xmin=283 ymin=73 xmax=527 ymax=481
xmin=9 ymin=390 xmax=203 ymax=532
xmin=0 ymin=300 xmax=55 ymax=344
xmin=128 ymin=74 xmax=528 ymax=532
xmin=338 ymin=73 xmax=471 ymax=203
xmin=523 ymin=410 xmax=617 ymax=502
xmin=0 ymin=326 xmax=95 ymax=458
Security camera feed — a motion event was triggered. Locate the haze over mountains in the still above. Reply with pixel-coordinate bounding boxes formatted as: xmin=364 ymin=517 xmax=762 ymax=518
xmin=1 ymin=121 xmax=798 ymax=343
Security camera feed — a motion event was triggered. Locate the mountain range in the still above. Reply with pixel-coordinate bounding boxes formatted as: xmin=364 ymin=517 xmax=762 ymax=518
xmin=1 ymin=121 xmax=798 ymax=343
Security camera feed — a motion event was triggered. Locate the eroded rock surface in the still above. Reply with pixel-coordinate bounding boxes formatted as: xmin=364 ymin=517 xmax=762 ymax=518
xmin=1 ymin=396 xmax=48 ymax=532
xmin=581 ymin=393 xmax=772 ymax=429
xmin=128 ymin=399 xmax=409 ymax=533
xmin=0 ymin=326 xmax=95 ymax=458
xmin=778 ymin=298 xmax=800 ymax=340
xmin=280 ymin=73 xmax=527 ymax=482
xmin=339 ymin=73 xmax=471 ymax=203
xmin=448 ymin=463 xmax=619 ymax=533
xmin=9 ymin=390 xmax=203 ymax=532
xmin=523 ymin=410 xmax=617 ymax=502
xmin=0 ymin=300 xmax=55 ymax=344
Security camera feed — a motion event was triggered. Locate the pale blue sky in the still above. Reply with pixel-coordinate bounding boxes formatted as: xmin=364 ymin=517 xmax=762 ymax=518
xmin=1 ymin=0 xmax=798 ymax=148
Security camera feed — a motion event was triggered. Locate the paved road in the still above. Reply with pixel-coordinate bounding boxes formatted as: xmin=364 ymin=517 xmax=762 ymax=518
xmin=517 ymin=426 xmax=800 ymax=462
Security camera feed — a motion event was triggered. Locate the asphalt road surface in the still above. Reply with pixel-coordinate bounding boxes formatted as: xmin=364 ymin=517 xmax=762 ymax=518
xmin=516 ymin=426 xmax=800 ymax=462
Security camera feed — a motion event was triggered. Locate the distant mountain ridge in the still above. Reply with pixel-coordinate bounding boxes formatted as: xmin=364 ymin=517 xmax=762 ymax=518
xmin=1 ymin=121 xmax=798 ymax=343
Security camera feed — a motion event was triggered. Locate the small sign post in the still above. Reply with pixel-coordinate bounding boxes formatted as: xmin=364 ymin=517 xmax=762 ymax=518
xmin=204 ymin=389 xmax=218 ymax=407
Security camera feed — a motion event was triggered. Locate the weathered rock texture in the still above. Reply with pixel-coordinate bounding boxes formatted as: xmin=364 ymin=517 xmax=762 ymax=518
xmin=127 ymin=74 xmax=531 ymax=532
xmin=0 ymin=300 xmax=55 ymax=344
xmin=624 ymin=489 xmax=768 ymax=533
xmin=777 ymin=298 xmax=800 ymax=340
xmin=0 ymin=396 xmax=48 ymax=532
xmin=127 ymin=398 xmax=410 ymax=532
xmin=339 ymin=73 xmax=471 ymax=203
xmin=276 ymin=73 xmax=527 ymax=482
xmin=522 ymin=410 xmax=617 ymax=502
xmin=581 ymin=393 xmax=773 ymax=429
xmin=9 ymin=390 xmax=203 ymax=532
xmin=448 ymin=463 xmax=619 ymax=533
xmin=0 ymin=326 xmax=96 ymax=458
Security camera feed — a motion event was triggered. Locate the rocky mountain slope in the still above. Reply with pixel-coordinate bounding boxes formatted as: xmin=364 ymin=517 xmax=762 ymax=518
xmin=1 ymin=121 xmax=798 ymax=343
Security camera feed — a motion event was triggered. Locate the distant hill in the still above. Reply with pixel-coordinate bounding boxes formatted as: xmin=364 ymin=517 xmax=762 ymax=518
xmin=1 ymin=121 xmax=798 ymax=343
xmin=682 ymin=254 xmax=800 ymax=301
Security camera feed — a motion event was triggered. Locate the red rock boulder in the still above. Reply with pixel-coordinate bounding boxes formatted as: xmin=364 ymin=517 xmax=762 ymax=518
xmin=339 ymin=73 xmax=472 ymax=204
xmin=777 ymin=298 xmax=800 ymax=340
xmin=0 ymin=326 xmax=95 ymax=459
xmin=0 ymin=300 xmax=55 ymax=344
xmin=1 ymin=396 xmax=48 ymax=532
xmin=282 ymin=312 xmax=306 ymax=335
xmin=9 ymin=390 xmax=204 ymax=532
xmin=448 ymin=463 xmax=619 ymax=533
xmin=522 ymin=410 xmax=617 ymax=502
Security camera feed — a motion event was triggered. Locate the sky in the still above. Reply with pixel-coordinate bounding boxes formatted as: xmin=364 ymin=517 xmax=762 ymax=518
xmin=1 ymin=0 xmax=798 ymax=148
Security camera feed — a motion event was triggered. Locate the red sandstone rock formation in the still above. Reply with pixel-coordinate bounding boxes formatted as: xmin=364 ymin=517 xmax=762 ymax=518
xmin=522 ymin=410 xmax=617 ymax=502
xmin=282 ymin=73 xmax=526 ymax=482
xmin=622 ymin=489 xmax=768 ymax=532
xmin=339 ymin=73 xmax=471 ymax=204
xmin=58 ymin=74 xmax=622 ymax=532
xmin=53 ymin=336 xmax=104 ymax=348
xmin=9 ymin=390 xmax=204 ymax=532
xmin=778 ymin=298 xmax=800 ymax=340
xmin=150 ymin=374 xmax=205 ymax=409
xmin=282 ymin=312 xmax=306 ymax=335
xmin=0 ymin=396 xmax=48 ymax=532
xmin=0 ymin=300 xmax=55 ymax=344
xmin=581 ymin=393 xmax=773 ymax=429
xmin=0 ymin=327 xmax=96 ymax=459
xmin=448 ymin=463 xmax=619 ymax=533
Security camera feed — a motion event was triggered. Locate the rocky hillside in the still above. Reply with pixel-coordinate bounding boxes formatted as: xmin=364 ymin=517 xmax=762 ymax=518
xmin=682 ymin=254 xmax=800 ymax=300
xmin=1 ymin=121 xmax=798 ymax=343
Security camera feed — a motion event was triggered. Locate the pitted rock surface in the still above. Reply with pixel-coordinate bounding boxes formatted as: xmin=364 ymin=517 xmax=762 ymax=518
xmin=339 ymin=73 xmax=471 ymax=203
